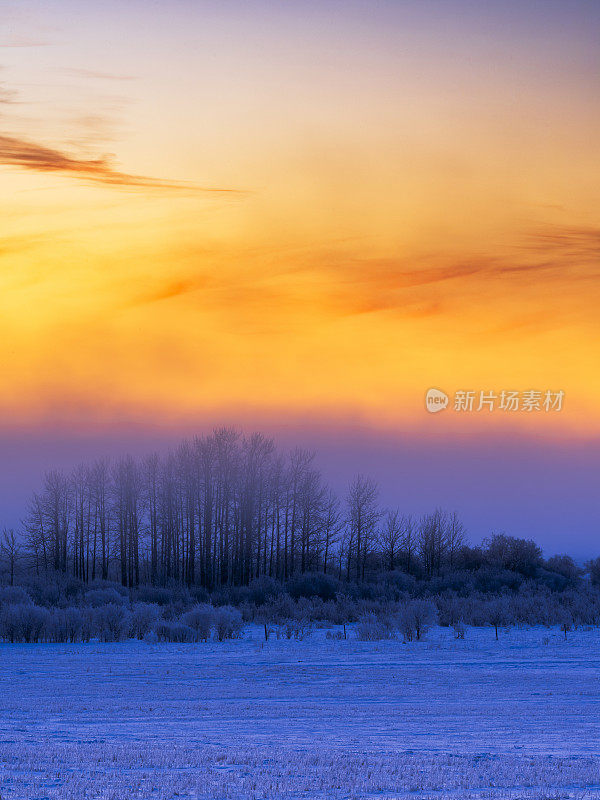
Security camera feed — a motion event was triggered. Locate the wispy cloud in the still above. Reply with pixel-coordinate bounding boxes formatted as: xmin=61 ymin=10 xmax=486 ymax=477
xmin=0 ymin=39 xmax=48 ymax=48
xmin=344 ymin=225 xmax=600 ymax=291
xmin=130 ymin=222 xmax=600 ymax=325
xmin=0 ymin=234 xmax=46 ymax=258
xmin=0 ymin=133 xmax=243 ymax=192
xmin=62 ymin=68 xmax=136 ymax=82
xmin=138 ymin=278 xmax=208 ymax=305
xmin=524 ymin=225 xmax=600 ymax=264
xmin=0 ymin=84 xmax=17 ymax=104
xmin=284 ymin=224 xmax=600 ymax=319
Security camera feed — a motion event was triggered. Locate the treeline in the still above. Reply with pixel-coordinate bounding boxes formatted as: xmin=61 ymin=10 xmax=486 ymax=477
xmin=1 ymin=428 xmax=599 ymax=596
xmin=2 ymin=574 xmax=600 ymax=645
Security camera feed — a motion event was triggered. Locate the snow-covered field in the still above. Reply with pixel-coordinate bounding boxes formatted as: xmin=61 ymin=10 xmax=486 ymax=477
xmin=1 ymin=625 xmax=599 ymax=799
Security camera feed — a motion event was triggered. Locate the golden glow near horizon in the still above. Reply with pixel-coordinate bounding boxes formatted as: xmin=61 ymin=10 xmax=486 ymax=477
xmin=1 ymin=1 xmax=599 ymax=437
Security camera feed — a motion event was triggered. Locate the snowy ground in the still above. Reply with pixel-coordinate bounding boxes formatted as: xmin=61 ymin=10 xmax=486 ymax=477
xmin=1 ymin=625 xmax=599 ymax=799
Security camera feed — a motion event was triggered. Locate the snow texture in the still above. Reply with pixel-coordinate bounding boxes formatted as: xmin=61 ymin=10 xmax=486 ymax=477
xmin=1 ymin=625 xmax=599 ymax=799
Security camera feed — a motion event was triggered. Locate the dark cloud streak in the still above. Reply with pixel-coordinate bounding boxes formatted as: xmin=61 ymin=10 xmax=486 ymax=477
xmin=0 ymin=133 xmax=243 ymax=192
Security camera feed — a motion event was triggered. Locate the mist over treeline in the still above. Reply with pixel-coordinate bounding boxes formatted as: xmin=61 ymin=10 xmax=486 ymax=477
xmin=1 ymin=428 xmax=599 ymax=596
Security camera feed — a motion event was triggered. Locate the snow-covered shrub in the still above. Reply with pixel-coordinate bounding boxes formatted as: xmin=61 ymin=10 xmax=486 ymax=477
xmin=134 ymin=585 xmax=174 ymax=605
xmin=275 ymin=618 xmax=312 ymax=640
xmin=463 ymin=597 xmax=489 ymax=627
xmin=452 ymin=621 xmax=465 ymax=639
xmin=287 ymin=572 xmax=340 ymax=601
xmin=129 ymin=602 xmax=160 ymax=639
xmin=22 ymin=605 xmax=51 ymax=642
xmin=245 ymin=576 xmax=281 ymax=605
xmin=91 ymin=603 xmax=131 ymax=642
xmin=259 ymin=593 xmax=297 ymax=624
xmin=161 ymin=599 xmax=193 ymax=621
xmin=587 ymin=557 xmax=600 ymax=587
xmin=0 ymin=603 xmax=50 ymax=642
xmin=27 ymin=580 xmax=64 ymax=608
xmin=213 ymin=606 xmax=243 ymax=641
xmin=275 ymin=619 xmax=295 ymax=640
xmin=335 ymin=594 xmax=360 ymax=623
xmin=356 ymin=612 xmax=395 ymax=641
xmin=563 ymin=589 xmax=600 ymax=627
xmin=154 ymin=621 xmax=195 ymax=643
xmin=182 ymin=604 xmax=214 ymax=641
xmin=311 ymin=599 xmax=341 ymax=624
xmin=374 ymin=571 xmax=417 ymax=601
xmin=238 ymin=601 xmax=255 ymax=622
xmin=508 ymin=592 xmax=542 ymax=627
xmin=84 ymin=588 xmax=127 ymax=608
xmin=473 ymin=567 xmax=524 ymax=594
xmin=0 ymin=604 xmax=20 ymax=642
xmin=293 ymin=619 xmax=313 ymax=640
xmin=436 ymin=597 xmax=464 ymax=628
xmin=486 ymin=597 xmax=510 ymax=640
xmin=48 ymin=606 xmax=85 ymax=643
xmin=398 ymin=600 xmax=437 ymax=642
xmin=0 ymin=586 xmax=32 ymax=607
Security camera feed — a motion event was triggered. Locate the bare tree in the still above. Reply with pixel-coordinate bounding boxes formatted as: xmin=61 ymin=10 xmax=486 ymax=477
xmin=1 ymin=529 xmax=20 ymax=586
xmin=399 ymin=514 xmax=417 ymax=575
xmin=446 ymin=511 xmax=466 ymax=568
xmin=42 ymin=470 xmax=70 ymax=573
xmin=12 ymin=429 xmax=390 ymax=591
xmin=487 ymin=597 xmax=510 ymax=640
xmin=318 ymin=489 xmax=343 ymax=575
xmin=346 ymin=475 xmax=380 ymax=582
xmin=418 ymin=508 xmax=449 ymax=578
xmin=24 ymin=493 xmax=49 ymax=575
xmin=89 ymin=459 xmax=111 ymax=581
xmin=113 ymin=456 xmax=142 ymax=588
xmin=378 ymin=509 xmax=403 ymax=571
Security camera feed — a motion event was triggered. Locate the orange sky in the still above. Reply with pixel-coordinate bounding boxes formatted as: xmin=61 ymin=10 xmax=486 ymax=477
xmin=1 ymin=0 xmax=599 ymax=438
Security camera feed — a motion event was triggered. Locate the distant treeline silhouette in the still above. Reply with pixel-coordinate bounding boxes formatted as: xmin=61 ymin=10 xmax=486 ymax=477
xmin=1 ymin=428 xmax=599 ymax=594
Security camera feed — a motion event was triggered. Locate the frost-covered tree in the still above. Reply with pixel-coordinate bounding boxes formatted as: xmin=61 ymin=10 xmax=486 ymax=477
xmin=346 ymin=475 xmax=380 ymax=582
xmin=378 ymin=509 xmax=403 ymax=571
xmin=487 ymin=597 xmax=511 ymax=640
xmin=1 ymin=529 xmax=20 ymax=586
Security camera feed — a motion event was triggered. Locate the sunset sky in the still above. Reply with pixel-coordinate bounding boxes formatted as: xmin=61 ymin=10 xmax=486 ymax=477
xmin=1 ymin=0 xmax=599 ymax=552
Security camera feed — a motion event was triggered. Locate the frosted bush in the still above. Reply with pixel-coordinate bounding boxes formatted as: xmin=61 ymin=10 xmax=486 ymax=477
xmin=275 ymin=619 xmax=295 ymax=640
xmin=0 ymin=603 xmax=49 ymax=642
xmin=356 ymin=613 xmax=395 ymax=641
xmin=182 ymin=604 xmax=214 ymax=641
xmin=84 ymin=588 xmax=127 ymax=607
xmin=213 ymin=606 xmax=243 ymax=641
xmin=154 ymin=621 xmax=195 ymax=643
xmin=91 ymin=603 xmax=131 ymax=642
xmin=398 ymin=600 xmax=437 ymax=642
xmin=275 ymin=618 xmax=312 ymax=640
xmin=48 ymin=607 xmax=85 ymax=643
xmin=134 ymin=585 xmax=174 ymax=605
xmin=260 ymin=594 xmax=297 ymax=624
xmin=0 ymin=586 xmax=32 ymax=607
xmin=452 ymin=620 xmax=466 ymax=639
xmin=486 ymin=597 xmax=511 ymax=640
xmin=130 ymin=602 xmax=160 ymax=639
xmin=436 ymin=597 xmax=463 ymax=628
